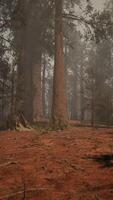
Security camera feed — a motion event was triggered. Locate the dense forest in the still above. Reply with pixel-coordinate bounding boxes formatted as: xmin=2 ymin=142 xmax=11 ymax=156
xmin=1 ymin=1 xmax=113 ymax=200
xmin=0 ymin=0 xmax=113 ymax=130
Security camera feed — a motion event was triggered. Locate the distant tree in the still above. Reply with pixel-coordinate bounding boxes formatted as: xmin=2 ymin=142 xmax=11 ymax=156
xmin=85 ymin=40 xmax=113 ymax=126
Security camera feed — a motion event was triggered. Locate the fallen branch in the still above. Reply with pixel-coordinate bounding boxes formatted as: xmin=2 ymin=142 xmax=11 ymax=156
xmin=0 ymin=161 xmax=18 ymax=168
xmin=0 ymin=187 xmax=48 ymax=200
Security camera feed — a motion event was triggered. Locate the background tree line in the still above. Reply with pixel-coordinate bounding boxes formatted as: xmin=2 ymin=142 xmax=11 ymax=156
xmin=0 ymin=0 xmax=113 ymax=130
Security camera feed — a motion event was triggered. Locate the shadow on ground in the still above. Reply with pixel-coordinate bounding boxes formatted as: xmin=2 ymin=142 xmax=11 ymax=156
xmin=86 ymin=154 xmax=113 ymax=168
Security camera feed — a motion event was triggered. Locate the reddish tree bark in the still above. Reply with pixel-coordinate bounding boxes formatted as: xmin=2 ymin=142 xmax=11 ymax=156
xmin=52 ymin=0 xmax=68 ymax=129
xmin=15 ymin=0 xmax=44 ymax=123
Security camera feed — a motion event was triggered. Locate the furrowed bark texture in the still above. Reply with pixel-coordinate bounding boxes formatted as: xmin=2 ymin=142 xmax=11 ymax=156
xmin=52 ymin=0 xmax=68 ymax=129
xmin=16 ymin=1 xmax=43 ymax=123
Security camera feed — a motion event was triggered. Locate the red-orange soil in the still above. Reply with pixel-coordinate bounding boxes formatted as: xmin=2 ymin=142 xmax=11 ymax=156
xmin=0 ymin=126 xmax=113 ymax=200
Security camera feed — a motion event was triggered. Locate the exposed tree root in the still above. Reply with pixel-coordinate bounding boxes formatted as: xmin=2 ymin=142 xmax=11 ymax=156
xmin=7 ymin=112 xmax=33 ymax=131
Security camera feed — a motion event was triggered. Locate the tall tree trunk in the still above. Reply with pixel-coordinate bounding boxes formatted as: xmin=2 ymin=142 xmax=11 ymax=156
xmin=91 ymin=96 xmax=95 ymax=127
xmin=10 ymin=67 xmax=15 ymax=117
xmin=15 ymin=0 xmax=33 ymax=122
xmin=52 ymin=0 xmax=68 ymax=129
xmin=91 ymin=81 xmax=95 ymax=127
xmin=16 ymin=0 xmax=44 ymax=123
xmin=80 ymin=65 xmax=85 ymax=123
xmin=16 ymin=29 xmax=33 ymax=122
xmin=32 ymin=52 xmax=43 ymax=122
xmin=1 ymin=79 xmax=5 ymax=120
xmin=71 ymin=88 xmax=78 ymax=120
xmin=42 ymin=53 xmax=46 ymax=119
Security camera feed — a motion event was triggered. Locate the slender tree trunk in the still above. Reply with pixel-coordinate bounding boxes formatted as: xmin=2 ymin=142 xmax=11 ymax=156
xmin=32 ymin=52 xmax=43 ymax=122
xmin=42 ymin=53 xmax=46 ymax=119
xmin=10 ymin=67 xmax=15 ymax=117
xmin=71 ymin=90 xmax=78 ymax=120
xmin=80 ymin=65 xmax=85 ymax=123
xmin=1 ymin=79 xmax=5 ymax=120
xmin=91 ymin=82 xmax=95 ymax=127
xmin=71 ymin=74 xmax=78 ymax=120
xmin=52 ymin=0 xmax=68 ymax=129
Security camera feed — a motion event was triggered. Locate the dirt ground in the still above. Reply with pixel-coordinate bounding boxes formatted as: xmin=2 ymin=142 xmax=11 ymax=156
xmin=0 ymin=125 xmax=113 ymax=200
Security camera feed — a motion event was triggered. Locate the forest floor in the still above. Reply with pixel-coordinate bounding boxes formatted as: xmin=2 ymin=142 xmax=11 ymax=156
xmin=0 ymin=123 xmax=113 ymax=200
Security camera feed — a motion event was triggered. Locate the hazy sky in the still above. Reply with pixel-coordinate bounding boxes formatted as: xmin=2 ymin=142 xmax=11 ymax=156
xmin=92 ymin=0 xmax=106 ymax=10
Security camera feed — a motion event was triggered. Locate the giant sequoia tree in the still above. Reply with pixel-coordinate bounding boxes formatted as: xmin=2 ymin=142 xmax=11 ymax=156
xmin=52 ymin=0 xmax=68 ymax=129
xmin=0 ymin=0 xmax=113 ymax=130
xmin=14 ymin=0 xmax=54 ymax=124
xmin=0 ymin=0 xmax=54 ymax=127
